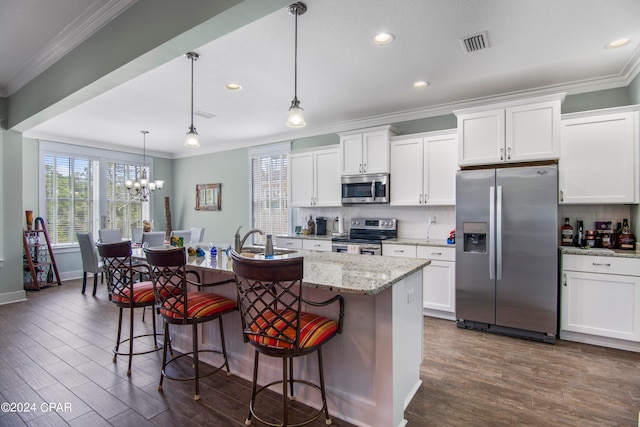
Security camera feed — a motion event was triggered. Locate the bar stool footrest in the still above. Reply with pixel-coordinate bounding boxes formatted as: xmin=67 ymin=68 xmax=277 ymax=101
xmin=249 ymin=379 xmax=328 ymax=427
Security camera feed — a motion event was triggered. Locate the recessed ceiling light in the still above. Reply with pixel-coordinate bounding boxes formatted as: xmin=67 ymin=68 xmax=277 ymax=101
xmin=413 ymin=81 xmax=429 ymax=88
xmin=225 ymin=83 xmax=242 ymax=90
xmin=605 ymin=38 xmax=630 ymax=49
xmin=373 ymin=32 xmax=394 ymax=46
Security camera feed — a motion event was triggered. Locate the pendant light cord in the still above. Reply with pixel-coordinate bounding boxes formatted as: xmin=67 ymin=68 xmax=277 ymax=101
xmin=190 ymin=55 xmax=194 ymax=128
xmin=293 ymin=6 xmax=298 ymax=101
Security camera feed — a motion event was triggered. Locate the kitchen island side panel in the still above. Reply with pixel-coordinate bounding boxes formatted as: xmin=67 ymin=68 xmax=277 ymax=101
xmin=166 ymin=268 xmax=424 ymax=427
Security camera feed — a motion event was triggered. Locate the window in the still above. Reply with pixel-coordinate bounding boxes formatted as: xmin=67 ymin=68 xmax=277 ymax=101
xmin=40 ymin=142 xmax=149 ymax=246
xmin=249 ymin=143 xmax=290 ymax=245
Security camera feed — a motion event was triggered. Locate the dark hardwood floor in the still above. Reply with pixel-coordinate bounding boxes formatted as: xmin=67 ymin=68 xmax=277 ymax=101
xmin=1 ymin=278 xmax=639 ymax=426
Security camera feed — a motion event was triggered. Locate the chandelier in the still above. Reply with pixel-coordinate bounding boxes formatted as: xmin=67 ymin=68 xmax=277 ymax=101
xmin=125 ymin=130 xmax=164 ymax=202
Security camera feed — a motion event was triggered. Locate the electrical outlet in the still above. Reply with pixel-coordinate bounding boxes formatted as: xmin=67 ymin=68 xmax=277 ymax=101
xmin=428 ymin=216 xmax=436 ymax=224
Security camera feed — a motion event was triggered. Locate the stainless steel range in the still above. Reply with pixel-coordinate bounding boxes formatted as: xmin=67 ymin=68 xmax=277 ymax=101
xmin=331 ymin=218 xmax=397 ymax=255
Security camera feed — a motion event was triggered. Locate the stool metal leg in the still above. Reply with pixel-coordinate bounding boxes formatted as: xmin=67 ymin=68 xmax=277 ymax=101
xmin=193 ymin=323 xmax=200 ymax=401
xmin=158 ymin=322 xmax=169 ymax=391
xmin=282 ymin=357 xmax=289 ymax=426
xmin=317 ymin=347 xmax=332 ymax=425
xmin=246 ymin=350 xmax=259 ymax=425
xmin=114 ymin=307 xmax=123 ymax=363
xmin=127 ymin=302 xmax=134 ymax=375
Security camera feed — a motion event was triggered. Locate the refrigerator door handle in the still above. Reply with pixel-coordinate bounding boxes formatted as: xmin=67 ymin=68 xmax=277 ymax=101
xmin=489 ymin=186 xmax=495 ymax=279
xmin=496 ymin=185 xmax=503 ymax=280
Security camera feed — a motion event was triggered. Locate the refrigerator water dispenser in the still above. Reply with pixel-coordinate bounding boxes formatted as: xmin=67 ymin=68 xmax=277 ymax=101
xmin=463 ymin=222 xmax=487 ymax=253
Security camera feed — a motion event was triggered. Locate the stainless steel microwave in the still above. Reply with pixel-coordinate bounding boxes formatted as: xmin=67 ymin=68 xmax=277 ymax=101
xmin=341 ymin=173 xmax=390 ymax=204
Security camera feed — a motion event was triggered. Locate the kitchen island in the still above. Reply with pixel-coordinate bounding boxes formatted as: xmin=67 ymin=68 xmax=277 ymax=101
xmin=134 ymin=248 xmax=429 ymax=427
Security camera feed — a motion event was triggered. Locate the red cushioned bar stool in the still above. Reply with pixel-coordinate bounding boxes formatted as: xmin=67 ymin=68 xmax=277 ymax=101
xmin=144 ymin=246 xmax=237 ymax=401
xmin=231 ymin=251 xmax=344 ymax=426
xmin=96 ymin=240 xmax=164 ymax=375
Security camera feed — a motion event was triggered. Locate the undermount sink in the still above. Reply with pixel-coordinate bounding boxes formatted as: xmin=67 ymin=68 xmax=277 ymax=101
xmin=239 ymin=246 xmax=297 ymax=256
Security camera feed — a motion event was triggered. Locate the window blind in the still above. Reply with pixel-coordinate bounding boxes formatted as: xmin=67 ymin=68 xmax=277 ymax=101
xmin=250 ymin=150 xmax=289 ymax=245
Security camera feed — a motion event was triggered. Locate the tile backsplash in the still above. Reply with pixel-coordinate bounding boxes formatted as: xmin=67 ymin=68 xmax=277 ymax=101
xmin=294 ymin=205 xmax=456 ymax=240
xmin=295 ymin=204 xmax=634 ymax=242
xmin=558 ymin=205 xmax=632 ymax=232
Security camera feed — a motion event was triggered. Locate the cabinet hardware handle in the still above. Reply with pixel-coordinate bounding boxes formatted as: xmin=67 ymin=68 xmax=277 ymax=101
xmin=500 ymin=148 xmax=504 ymax=160
xmin=314 ymin=244 xmax=321 ymax=247
xmin=560 ymin=189 xmax=564 ymax=202
xmin=359 ymin=164 xmax=362 ymax=174
xmin=363 ymin=163 xmax=367 ymax=173
xmin=563 ymin=273 xmax=567 ymax=286
xmin=507 ymin=147 xmax=511 ymax=159
xmin=592 ymin=262 xmax=611 ymax=267
xmin=419 ymin=194 xmax=422 ymax=204
xmin=430 ymin=252 xmax=442 ymax=255
xmin=285 ymin=242 xmax=293 ymax=246
xmin=394 ymin=250 xmax=404 ymax=253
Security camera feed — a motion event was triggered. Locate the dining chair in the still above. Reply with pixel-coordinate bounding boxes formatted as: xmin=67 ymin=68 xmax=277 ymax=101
xmin=99 ymin=228 xmax=122 ymax=243
xmin=190 ymin=227 xmax=205 ymax=244
xmin=97 ymin=240 xmax=163 ymax=375
xmin=131 ymin=227 xmax=143 ymax=245
xmin=76 ymin=232 xmax=103 ymax=296
xmin=141 ymin=231 xmax=165 ymax=248
xmin=144 ymin=246 xmax=237 ymax=401
xmin=231 ymin=252 xmax=344 ymax=426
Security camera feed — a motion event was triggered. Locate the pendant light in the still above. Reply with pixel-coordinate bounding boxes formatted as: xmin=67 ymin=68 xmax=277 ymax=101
xmin=125 ymin=131 xmax=164 ymax=202
xmin=184 ymin=51 xmax=201 ymax=147
xmin=286 ymin=2 xmax=307 ymax=128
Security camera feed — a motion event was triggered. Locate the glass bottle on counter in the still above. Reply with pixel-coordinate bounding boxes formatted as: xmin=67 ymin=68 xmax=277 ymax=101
xmin=611 ymin=222 xmax=622 ymax=248
xmin=618 ymin=219 xmax=636 ymax=250
xmin=561 ymin=218 xmax=574 ymax=246
xmin=574 ymin=220 xmax=584 ymax=247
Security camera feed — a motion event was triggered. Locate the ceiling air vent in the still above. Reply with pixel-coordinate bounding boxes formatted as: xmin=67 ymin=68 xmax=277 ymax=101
xmin=460 ymin=31 xmax=489 ymax=53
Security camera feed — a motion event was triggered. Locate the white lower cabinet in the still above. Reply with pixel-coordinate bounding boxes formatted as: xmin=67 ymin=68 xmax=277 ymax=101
xmin=274 ymin=237 xmax=303 ymax=250
xmin=561 ymin=254 xmax=640 ymax=351
xmin=383 ymin=243 xmax=456 ymax=320
xmin=275 ymin=237 xmax=331 ymax=252
xmin=417 ymin=246 xmax=456 ymax=320
xmin=302 ymin=239 xmax=332 ymax=252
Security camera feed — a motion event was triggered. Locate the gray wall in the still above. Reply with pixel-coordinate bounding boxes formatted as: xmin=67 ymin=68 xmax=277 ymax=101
xmin=172 ymin=147 xmax=250 ymax=247
xmin=1 ymin=130 xmax=26 ymax=304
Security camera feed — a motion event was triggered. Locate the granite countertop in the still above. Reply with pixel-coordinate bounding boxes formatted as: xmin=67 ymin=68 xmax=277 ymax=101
xmin=277 ymin=234 xmax=454 ymax=248
xmin=276 ymin=234 xmax=334 ymax=241
xmin=559 ymin=246 xmax=640 ymax=259
xmin=134 ymin=247 xmax=430 ymax=296
xmin=384 ymin=238 xmax=452 ymax=247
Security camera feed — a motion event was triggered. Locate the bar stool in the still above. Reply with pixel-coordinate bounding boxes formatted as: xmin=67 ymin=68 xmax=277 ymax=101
xmin=144 ymin=246 xmax=237 ymax=401
xmin=231 ymin=252 xmax=344 ymax=427
xmin=96 ymin=240 xmax=163 ymax=375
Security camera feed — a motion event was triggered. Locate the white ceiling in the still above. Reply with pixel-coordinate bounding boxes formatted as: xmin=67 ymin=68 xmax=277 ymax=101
xmin=4 ymin=0 xmax=640 ymax=158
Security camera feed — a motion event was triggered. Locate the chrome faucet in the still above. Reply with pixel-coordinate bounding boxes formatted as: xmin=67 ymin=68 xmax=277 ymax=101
xmin=234 ymin=226 xmax=265 ymax=252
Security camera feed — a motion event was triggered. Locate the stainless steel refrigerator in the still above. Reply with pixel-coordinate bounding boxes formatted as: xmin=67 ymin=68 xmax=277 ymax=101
xmin=455 ymin=164 xmax=558 ymax=343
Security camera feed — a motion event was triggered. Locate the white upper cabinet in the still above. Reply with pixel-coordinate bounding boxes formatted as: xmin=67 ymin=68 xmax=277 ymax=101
xmin=559 ymin=106 xmax=639 ymax=204
xmin=390 ymin=130 xmax=457 ymax=206
xmin=339 ymin=125 xmax=396 ymax=175
xmin=289 ymin=146 xmax=341 ymax=207
xmin=454 ymin=93 xmax=565 ymax=166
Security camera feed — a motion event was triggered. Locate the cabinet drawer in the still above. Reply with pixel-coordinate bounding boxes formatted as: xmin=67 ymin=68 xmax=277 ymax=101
xmin=302 ymin=239 xmax=332 ymax=252
xmin=382 ymin=244 xmax=417 ymax=258
xmin=563 ymin=254 xmax=639 ymax=276
xmin=275 ymin=237 xmax=303 ymax=250
xmin=416 ymin=246 xmax=455 ymax=261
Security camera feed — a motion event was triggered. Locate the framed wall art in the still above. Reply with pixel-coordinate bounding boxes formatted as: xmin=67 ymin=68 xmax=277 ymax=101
xmin=195 ymin=183 xmax=221 ymax=211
